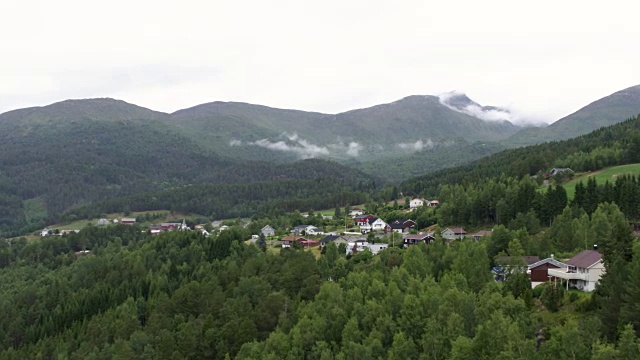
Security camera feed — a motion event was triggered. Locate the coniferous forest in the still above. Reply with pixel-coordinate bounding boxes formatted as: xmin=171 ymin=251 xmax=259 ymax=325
xmin=1 ymin=204 xmax=640 ymax=359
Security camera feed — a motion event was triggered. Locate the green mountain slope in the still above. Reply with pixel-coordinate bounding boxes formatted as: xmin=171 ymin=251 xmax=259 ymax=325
xmin=504 ymin=84 xmax=640 ymax=147
xmin=402 ymin=114 xmax=640 ymax=197
xmin=169 ymin=95 xmax=522 ymax=162
xmin=0 ymin=99 xmax=375 ymax=235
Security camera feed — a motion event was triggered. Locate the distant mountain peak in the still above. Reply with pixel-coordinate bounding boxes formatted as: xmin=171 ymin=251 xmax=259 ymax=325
xmin=437 ymin=91 xmax=514 ymax=124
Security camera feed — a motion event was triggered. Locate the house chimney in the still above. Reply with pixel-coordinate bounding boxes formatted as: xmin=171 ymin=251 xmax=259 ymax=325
xmin=550 ymin=254 xmax=554 ymax=259
xmin=593 ymin=244 xmax=598 ymax=251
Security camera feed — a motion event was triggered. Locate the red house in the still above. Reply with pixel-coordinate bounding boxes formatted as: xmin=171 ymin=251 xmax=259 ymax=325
xmin=355 ymin=215 xmax=375 ymax=226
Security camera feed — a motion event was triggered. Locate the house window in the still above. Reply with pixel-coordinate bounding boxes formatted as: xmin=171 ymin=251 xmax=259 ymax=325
xmin=568 ymin=266 xmax=576 ymax=273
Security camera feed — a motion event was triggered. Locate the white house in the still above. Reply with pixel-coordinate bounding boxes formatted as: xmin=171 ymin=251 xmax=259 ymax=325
xmin=360 ymin=217 xmax=388 ymax=233
xmin=409 ymin=198 xmax=425 ymax=209
xmin=40 ymin=228 xmax=51 ymax=237
xmin=306 ymin=227 xmax=325 ymax=236
xmin=219 ymin=225 xmax=230 ymax=232
xmin=349 ymin=208 xmax=365 ymax=217
xmin=547 ymin=250 xmax=604 ymax=292
xmin=261 ymin=225 xmax=275 ymax=237
xmin=346 ymin=240 xmax=388 ymax=255
xmin=441 ymin=227 xmax=466 ymax=240
xmin=427 ymin=200 xmax=440 ymax=207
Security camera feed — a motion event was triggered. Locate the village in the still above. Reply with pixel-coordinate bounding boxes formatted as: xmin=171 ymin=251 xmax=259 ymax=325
xmin=38 ymin=195 xmax=605 ymax=293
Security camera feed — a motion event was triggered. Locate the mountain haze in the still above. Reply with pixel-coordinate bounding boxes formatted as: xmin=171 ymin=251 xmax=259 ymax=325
xmin=504 ymin=84 xmax=640 ymax=147
xmin=170 ymin=94 xmax=522 ymax=162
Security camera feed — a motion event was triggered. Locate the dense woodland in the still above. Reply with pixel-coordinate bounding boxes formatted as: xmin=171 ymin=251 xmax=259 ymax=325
xmin=1 ymin=201 xmax=640 ymax=359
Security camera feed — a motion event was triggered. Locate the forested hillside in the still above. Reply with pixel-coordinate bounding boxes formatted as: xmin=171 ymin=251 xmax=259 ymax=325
xmin=2 ymin=204 xmax=640 ymax=359
xmin=402 ymin=114 xmax=640 ymax=197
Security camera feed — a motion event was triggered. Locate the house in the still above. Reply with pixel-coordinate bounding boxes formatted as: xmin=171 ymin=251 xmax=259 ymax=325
xmin=320 ymin=235 xmax=349 ymax=248
xmin=219 ymin=225 xmax=230 ymax=232
xmin=493 ymin=256 xmax=541 ymax=282
xmin=59 ymin=229 xmax=80 ymax=236
xmin=349 ymin=208 xmax=365 ymax=217
xmin=281 ymin=236 xmax=318 ymax=248
xmin=388 ymin=219 xmax=417 ymax=234
xmin=322 ymin=215 xmax=334 ymax=220
xmin=149 ymin=225 xmax=162 ymax=236
xmin=96 ymin=218 xmax=109 ymax=226
xmin=40 ymin=228 xmax=51 ymax=237
xmin=360 ymin=217 xmax=388 ymax=234
xmin=298 ymin=239 xmax=320 ymax=248
xmin=403 ymin=232 xmax=435 ymax=247
xmin=548 ymin=250 xmax=604 ymax=292
xmin=281 ymin=236 xmax=303 ymax=248
xmin=211 ymin=220 xmax=222 ymax=228
xmin=441 ymin=227 xmax=466 ymax=240
xmin=427 ymin=200 xmax=440 ymax=207
xmin=346 ymin=240 xmax=388 ymax=255
xmin=291 ymin=225 xmax=313 ymax=235
xmin=306 ymin=227 xmax=325 ymax=236
xmin=354 ymin=215 xmax=375 ymax=226
xmin=160 ymin=222 xmax=181 ymax=231
xmin=527 ymin=257 xmax=568 ymax=287
xmin=550 ymin=168 xmax=573 ymax=177
xmin=472 ymin=230 xmax=493 ymax=241
xmin=121 ymin=218 xmax=137 ymax=225
xmin=409 ymin=198 xmax=425 ymax=209
xmin=261 ymin=225 xmax=275 ymax=237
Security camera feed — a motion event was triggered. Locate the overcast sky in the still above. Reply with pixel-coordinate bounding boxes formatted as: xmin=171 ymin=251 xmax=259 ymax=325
xmin=1 ymin=0 xmax=638 ymax=124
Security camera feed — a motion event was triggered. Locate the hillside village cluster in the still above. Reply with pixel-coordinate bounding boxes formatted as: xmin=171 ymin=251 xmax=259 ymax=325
xmin=39 ymin=197 xmax=604 ymax=293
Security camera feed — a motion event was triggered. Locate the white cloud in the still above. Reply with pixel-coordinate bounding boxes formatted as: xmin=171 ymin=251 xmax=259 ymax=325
xmin=346 ymin=142 xmax=363 ymax=157
xmin=249 ymin=138 xmax=329 ymax=159
xmin=397 ymin=139 xmax=435 ymax=152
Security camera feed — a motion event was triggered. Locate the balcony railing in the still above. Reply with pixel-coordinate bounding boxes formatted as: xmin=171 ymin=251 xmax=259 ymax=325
xmin=548 ymin=268 xmax=588 ymax=281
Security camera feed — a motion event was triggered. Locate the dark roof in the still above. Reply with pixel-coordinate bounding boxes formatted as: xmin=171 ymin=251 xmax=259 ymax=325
xmin=566 ymin=250 xmax=602 ymax=268
xmin=367 ymin=217 xmax=380 ymax=225
xmin=445 ymin=227 xmax=466 ymax=234
xmin=293 ymin=224 xmax=310 ymax=230
xmin=390 ymin=219 xmax=407 ymax=229
xmin=495 ymin=256 xmax=541 ymax=266
xmin=403 ymin=234 xmax=434 ymax=240
xmin=321 ymin=235 xmax=340 ymax=244
xmin=528 ymin=257 xmax=568 ymax=269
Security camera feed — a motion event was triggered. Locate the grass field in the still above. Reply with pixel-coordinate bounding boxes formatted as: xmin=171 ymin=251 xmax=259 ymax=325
xmin=23 ymin=198 xmax=48 ymax=222
xmin=561 ymin=163 xmax=640 ymax=198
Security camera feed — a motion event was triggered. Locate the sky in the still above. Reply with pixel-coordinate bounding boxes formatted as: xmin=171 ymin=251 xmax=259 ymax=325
xmin=1 ymin=0 xmax=639 ymax=124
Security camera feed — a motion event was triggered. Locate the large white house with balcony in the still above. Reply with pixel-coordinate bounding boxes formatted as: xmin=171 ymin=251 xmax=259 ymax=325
xmin=548 ymin=250 xmax=604 ymax=292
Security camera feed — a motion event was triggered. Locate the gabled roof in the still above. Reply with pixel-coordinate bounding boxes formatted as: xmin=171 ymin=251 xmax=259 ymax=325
xmin=527 ymin=257 xmax=568 ymax=270
xmin=367 ymin=217 xmax=381 ymax=225
xmin=282 ymin=236 xmax=305 ymax=242
xmin=390 ymin=219 xmax=407 ymax=229
xmin=293 ymin=224 xmax=311 ymax=230
xmin=261 ymin=225 xmax=274 ymax=230
xmin=566 ymin=250 xmax=603 ymax=268
xmin=320 ymin=235 xmax=340 ymax=244
xmin=444 ymin=227 xmax=466 ymax=234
